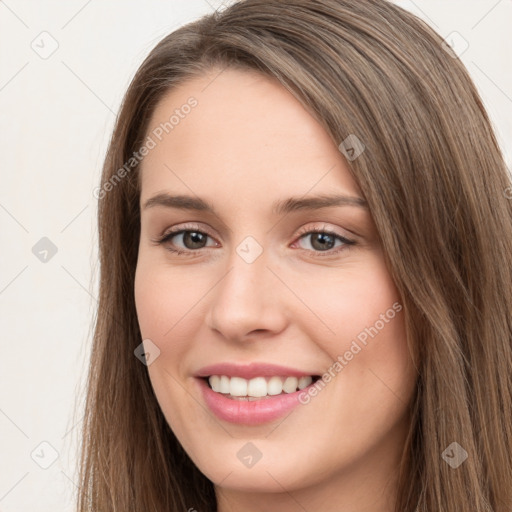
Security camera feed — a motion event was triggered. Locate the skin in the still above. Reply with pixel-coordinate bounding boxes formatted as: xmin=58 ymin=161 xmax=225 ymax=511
xmin=134 ymin=67 xmax=418 ymax=511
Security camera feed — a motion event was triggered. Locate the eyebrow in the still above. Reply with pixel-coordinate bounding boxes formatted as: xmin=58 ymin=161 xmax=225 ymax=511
xmin=143 ymin=192 xmax=368 ymax=215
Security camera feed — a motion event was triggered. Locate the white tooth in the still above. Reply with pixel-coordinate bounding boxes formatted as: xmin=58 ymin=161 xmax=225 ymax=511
xmin=267 ymin=376 xmax=283 ymax=395
xmin=283 ymin=376 xmax=298 ymax=393
xmin=210 ymin=375 xmax=312 ymax=397
xmin=247 ymin=377 xmax=267 ymax=397
xmin=219 ymin=375 xmax=230 ymax=393
xmin=230 ymin=376 xmax=248 ymax=396
xmin=298 ymin=376 xmax=313 ymax=390
xmin=209 ymin=375 xmax=221 ymax=392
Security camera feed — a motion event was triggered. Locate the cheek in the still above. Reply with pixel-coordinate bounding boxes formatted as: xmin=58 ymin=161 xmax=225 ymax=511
xmin=134 ymin=261 xmax=207 ymax=448
xmin=134 ymin=258 xmax=206 ymax=354
xmin=290 ymin=253 xmax=413 ymax=409
xmin=287 ymin=252 xmax=403 ymax=355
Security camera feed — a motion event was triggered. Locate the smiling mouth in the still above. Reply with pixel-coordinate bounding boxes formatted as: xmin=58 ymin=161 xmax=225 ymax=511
xmin=204 ymin=374 xmax=321 ymax=400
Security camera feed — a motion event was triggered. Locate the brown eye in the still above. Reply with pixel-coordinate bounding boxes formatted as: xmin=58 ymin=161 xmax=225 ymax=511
xmin=295 ymin=229 xmax=355 ymax=255
xmin=305 ymin=232 xmax=337 ymax=251
xmin=156 ymin=227 xmax=218 ymax=255
xmin=177 ymin=231 xmax=208 ymax=250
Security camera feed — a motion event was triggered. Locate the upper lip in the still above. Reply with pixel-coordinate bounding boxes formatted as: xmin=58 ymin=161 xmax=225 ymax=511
xmin=195 ymin=362 xmax=319 ymax=380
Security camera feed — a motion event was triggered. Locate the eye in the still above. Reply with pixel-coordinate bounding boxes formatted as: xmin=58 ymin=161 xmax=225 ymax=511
xmin=293 ymin=225 xmax=356 ymax=257
xmin=153 ymin=224 xmax=218 ymax=255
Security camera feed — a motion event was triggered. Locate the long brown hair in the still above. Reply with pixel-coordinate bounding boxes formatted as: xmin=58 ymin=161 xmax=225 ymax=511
xmin=77 ymin=1 xmax=512 ymax=510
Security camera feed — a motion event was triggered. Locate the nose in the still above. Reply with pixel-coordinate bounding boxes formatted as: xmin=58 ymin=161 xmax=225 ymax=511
xmin=205 ymin=246 xmax=288 ymax=343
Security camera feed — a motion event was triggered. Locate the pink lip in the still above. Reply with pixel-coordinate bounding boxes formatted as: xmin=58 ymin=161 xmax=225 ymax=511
xmin=195 ymin=362 xmax=316 ymax=380
xmin=196 ymin=377 xmax=313 ymax=425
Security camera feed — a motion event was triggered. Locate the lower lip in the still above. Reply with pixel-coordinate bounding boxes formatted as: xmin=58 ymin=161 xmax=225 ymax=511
xmin=197 ymin=378 xmax=310 ymax=425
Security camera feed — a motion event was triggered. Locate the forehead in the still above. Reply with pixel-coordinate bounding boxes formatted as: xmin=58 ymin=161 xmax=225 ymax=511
xmin=139 ymin=67 xmax=363 ymax=207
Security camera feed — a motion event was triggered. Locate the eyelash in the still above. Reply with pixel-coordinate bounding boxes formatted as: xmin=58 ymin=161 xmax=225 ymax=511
xmin=152 ymin=223 xmax=356 ymax=258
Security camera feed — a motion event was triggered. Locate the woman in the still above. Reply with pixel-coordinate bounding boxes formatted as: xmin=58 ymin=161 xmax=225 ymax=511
xmin=78 ymin=0 xmax=512 ymax=510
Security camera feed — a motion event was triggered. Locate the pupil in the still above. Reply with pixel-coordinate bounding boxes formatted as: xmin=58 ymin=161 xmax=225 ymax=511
xmin=312 ymin=233 xmax=334 ymax=251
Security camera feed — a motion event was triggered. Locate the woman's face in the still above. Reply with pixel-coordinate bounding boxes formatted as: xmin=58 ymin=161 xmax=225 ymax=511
xmin=135 ymin=67 xmax=417 ymax=507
